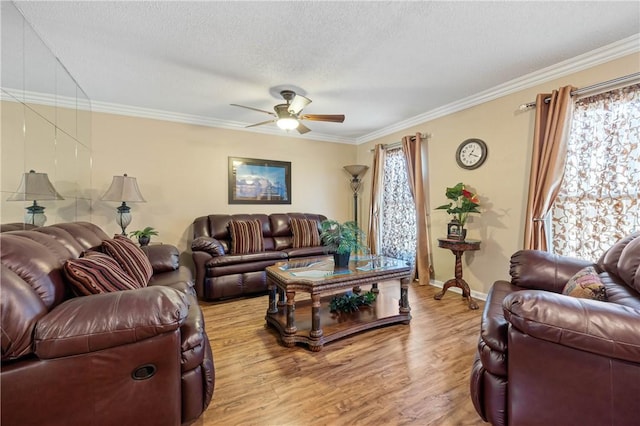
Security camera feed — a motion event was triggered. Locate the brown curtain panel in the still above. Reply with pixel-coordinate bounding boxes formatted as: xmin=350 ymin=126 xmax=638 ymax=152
xmin=367 ymin=144 xmax=386 ymax=255
xmin=523 ymin=85 xmax=575 ymax=250
xmin=402 ymin=133 xmax=432 ymax=285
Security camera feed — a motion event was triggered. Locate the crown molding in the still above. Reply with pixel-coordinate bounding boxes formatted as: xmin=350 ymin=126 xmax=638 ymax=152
xmin=90 ymin=100 xmax=356 ymax=144
xmin=355 ymin=33 xmax=640 ymax=144
xmin=3 ymin=34 xmax=637 ymax=146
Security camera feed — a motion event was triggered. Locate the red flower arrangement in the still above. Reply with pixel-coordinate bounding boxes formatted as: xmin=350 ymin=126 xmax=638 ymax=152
xmin=435 ymin=182 xmax=481 ymax=226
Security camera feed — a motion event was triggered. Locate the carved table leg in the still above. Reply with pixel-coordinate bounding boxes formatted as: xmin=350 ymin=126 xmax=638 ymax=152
xmin=267 ymin=280 xmax=278 ymax=315
xmin=434 ymin=249 xmax=478 ymax=309
xmin=371 ymin=282 xmax=379 ymax=294
xmin=308 ymin=294 xmax=324 ymax=351
xmin=277 ymin=288 xmax=286 ymax=308
xmin=282 ymin=290 xmax=297 ymax=347
xmin=399 ymin=277 xmax=411 ymax=315
xmin=459 ymin=278 xmax=479 ymax=310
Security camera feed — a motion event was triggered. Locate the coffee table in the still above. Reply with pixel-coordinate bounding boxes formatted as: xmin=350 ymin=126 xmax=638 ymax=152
xmin=265 ymin=255 xmax=412 ymax=351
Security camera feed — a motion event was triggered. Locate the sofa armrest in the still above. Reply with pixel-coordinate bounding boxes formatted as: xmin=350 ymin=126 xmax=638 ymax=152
xmin=191 ymin=236 xmax=225 ymax=256
xmin=509 ymin=249 xmax=595 ymax=293
xmin=34 ymin=286 xmax=189 ymax=359
xmin=504 ymin=290 xmax=640 ymax=363
xmin=142 ymin=244 xmax=180 ymax=273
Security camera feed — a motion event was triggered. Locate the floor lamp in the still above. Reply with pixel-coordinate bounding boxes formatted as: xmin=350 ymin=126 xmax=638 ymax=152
xmin=343 ymin=165 xmax=369 ymax=229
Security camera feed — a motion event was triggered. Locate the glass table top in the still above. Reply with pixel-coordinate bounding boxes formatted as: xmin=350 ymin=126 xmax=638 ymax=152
xmin=275 ymin=255 xmax=410 ymax=280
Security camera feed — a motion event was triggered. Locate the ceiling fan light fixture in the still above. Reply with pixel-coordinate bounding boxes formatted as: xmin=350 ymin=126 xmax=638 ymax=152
xmin=276 ymin=117 xmax=299 ymax=130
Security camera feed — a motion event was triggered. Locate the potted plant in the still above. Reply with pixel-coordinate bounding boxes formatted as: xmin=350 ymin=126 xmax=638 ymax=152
xmin=435 ymin=182 xmax=481 ymax=240
xmin=320 ymin=219 xmax=366 ymax=267
xmin=129 ymin=226 xmax=158 ymax=246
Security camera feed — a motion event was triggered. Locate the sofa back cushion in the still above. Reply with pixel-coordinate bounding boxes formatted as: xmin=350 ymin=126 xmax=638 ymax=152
xmin=598 ymin=232 xmax=640 ymax=293
xmin=229 ymin=220 xmax=265 ymax=254
xmin=36 ymin=222 xmax=110 ymax=256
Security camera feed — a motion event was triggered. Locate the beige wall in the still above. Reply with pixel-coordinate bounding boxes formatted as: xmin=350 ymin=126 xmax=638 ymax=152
xmin=356 ymin=53 xmax=640 ymax=296
xmin=90 ymin=113 xmax=356 ymax=254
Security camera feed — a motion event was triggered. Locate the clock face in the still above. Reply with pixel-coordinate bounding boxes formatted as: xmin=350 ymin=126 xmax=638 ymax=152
xmin=456 ymin=139 xmax=488 ymax=170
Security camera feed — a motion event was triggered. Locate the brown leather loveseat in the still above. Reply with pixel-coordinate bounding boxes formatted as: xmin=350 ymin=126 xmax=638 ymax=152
xmin=470 ymin=232 xmax=640 ymax=425
xmin=1 ymin=222 xmax=214 ymax=426
xmin=191 ymin=213 xmax=330 ymax=300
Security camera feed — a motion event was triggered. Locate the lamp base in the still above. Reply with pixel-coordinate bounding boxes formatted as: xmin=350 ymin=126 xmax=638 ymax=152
xmin=25 ymin=201 xmax=46 ymax=227
xmin=116 ymin=202 xmax=132 ymax=236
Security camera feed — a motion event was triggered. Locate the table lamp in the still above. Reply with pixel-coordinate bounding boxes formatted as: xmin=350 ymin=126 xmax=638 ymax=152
xmin=101 ymin=173 xmax=146 ymax=235
xmin=6 ymin=170 xmax=64 ymax=226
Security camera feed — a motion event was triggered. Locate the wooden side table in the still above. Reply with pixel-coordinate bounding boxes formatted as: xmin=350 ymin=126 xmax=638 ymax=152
xmin=435 ymin=238 xmax=481 ymax=310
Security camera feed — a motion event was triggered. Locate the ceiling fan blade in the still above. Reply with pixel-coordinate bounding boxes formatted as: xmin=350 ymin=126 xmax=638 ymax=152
xmin=297 ymin=122 xmax=311 ymax=134
xmin=231 ymin=103 xmax=276 ymax=116
xmin=288 ymin=95 xmax=312 ymax=114
xmin=245 ymin=119 xmax=275 ymax=128
xmin=301 ymin=114 xmax=345 ymax=123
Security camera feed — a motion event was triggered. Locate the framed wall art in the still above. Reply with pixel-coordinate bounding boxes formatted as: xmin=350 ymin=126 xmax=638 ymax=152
xmin=228 ymin=157 xmax=291 ymax=204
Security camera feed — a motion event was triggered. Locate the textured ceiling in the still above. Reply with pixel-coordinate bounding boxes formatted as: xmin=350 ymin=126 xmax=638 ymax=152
xmin=8 ymin=1 xmax=640 ymax=144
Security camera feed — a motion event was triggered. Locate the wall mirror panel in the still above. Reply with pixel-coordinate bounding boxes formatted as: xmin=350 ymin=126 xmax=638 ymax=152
xmin=0 ymin=2 xmax=92 ymax=227
xmin=1 ymin=2 xmax=24 ymax=101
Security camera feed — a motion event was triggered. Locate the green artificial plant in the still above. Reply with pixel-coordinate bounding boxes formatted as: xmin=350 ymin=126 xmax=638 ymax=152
xmin=319 ymin=219 xmax=366 ymax=255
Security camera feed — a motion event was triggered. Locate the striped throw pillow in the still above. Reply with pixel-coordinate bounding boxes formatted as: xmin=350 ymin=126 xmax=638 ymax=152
xmin=229 ymin=220 xmax=264 ymax=254
xmin=64 ymin=252 xmax=141 ymax=296
xmin=102 ymin=235 xmax=153 ymax=287
xmin=291 ymin=218 xmax=321 ymax=248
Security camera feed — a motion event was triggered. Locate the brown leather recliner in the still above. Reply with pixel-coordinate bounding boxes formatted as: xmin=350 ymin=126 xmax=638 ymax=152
xmin=470 ymin=232 xmax=640 ymax=425
xmin=1 ymin=222 xmax=214 ymax=426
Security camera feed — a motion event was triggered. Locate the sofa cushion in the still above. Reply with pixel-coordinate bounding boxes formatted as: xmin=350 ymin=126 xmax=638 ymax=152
xmin=229 ymin=220 xmax=264 ymax=254
xmin=562 ymin=266 xmax=608 ymax=301
xmin=102 ymin=235 xmax=153 ymax=287
xmin=64 ymin=252 xmax=141 ymax=295
xmin=290 ymin=218 xmax=320 ymax=248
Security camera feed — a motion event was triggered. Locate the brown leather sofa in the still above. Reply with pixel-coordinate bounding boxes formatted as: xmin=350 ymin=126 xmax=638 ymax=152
xmin=470 ymin=232 xmax=640 ymax=425
xmin=191 ymin=213 xmax=329 ymax=300
xmin=1 ymin=222 xmax=214 ymax=426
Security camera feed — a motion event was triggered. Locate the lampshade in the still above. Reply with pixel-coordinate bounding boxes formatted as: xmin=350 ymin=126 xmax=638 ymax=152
xmin=6 ymin=170 xmax=64 ymax=201
xmin=101 ymin=174 xmax=146 ymax=203
xmin=343 ymin=165 xmax=369 ymax=179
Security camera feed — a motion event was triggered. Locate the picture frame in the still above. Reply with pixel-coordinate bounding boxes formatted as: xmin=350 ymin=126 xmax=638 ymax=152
xmin=228 ymin=157 xmax=291 ymax=204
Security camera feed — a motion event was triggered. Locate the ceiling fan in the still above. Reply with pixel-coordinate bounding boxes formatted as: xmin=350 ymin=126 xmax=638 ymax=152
xmin=231 ymin=90 xmax=345 ymax=134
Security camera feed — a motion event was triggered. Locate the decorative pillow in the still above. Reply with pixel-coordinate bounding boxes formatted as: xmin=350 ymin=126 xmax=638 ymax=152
xmin=290 ymin=218 xmax=321 ymax=248
xmin=229 ymin=220 xmax=264 ymax=254
xmin=562 ymin=266 xmax=607 ymax=301
xmin=64 ymin=252 xmax=140 ymax=296
xmin=191 ymin=236 xmax=225 ymax=256
xmin=102 ymin=235 xmax=153 ymax=288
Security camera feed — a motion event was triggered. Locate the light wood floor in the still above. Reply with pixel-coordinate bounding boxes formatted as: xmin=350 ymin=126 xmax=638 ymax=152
xmin=194 ymin=281 xmax=487 ymax=426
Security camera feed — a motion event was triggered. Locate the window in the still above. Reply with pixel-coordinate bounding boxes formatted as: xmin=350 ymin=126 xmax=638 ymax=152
xmin=551 ymin=83 xmax=640 ymax=260
xmin=380 ymin=149 xmax=417 ymax=265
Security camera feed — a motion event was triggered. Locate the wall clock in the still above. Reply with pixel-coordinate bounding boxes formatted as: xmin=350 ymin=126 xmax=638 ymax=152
xmin=456 ymin=138 xmax=488 ymax=170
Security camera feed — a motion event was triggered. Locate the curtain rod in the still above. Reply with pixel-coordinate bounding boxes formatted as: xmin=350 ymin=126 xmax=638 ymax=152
xmin=369 ymin=133 xmax=431 ymax=152
xmin=518 ymin=72 xmax=640 ymax=111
